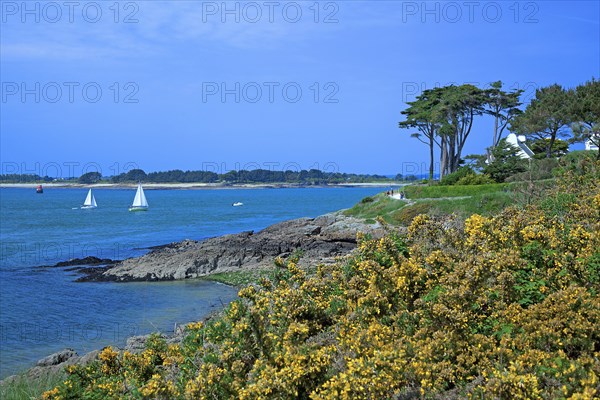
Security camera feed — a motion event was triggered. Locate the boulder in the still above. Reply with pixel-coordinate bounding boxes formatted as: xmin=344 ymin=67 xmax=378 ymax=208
xmin=36 ymin=348 xmax=77 ymax=367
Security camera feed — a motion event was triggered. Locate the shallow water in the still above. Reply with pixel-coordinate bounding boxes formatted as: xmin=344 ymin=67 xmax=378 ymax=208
xmin=0 ymin=186 xmax=385 ymax=377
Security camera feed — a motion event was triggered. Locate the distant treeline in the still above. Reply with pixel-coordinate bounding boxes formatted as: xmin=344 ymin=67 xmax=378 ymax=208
xmin=0 ymin=169 xmax=420 ymax=184
xmin=0 ymin=174 xmax=58 ymax=183
xmin=109 ymin=169 xmax=396 ymax=184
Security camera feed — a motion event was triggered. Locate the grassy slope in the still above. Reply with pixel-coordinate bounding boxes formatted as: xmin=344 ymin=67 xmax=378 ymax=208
xmin=205 ymin=183 xmax=517 ymax=283
xmin=403 ymin=183 xmax=509 ymax=198
xmin=0 ymin=371 xmax=65 ymax=400
xmin=343 ymin=181 xmax=544 ymax=225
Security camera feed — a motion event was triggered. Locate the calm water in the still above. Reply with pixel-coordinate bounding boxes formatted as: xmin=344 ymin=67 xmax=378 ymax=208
xmin=0 ymin=186 xmax=385 ymax=377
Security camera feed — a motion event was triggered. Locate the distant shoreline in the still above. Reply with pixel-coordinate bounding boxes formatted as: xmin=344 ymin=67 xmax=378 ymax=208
xmin=0 ymin=182 xmax=401 ymax=190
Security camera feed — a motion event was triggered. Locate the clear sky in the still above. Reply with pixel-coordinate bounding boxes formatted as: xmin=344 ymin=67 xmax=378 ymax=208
xmin=1 ymin=0 xmax=599 ymax=177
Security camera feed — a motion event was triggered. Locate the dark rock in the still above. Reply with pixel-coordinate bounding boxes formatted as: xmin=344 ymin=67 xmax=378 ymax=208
xmin=75 ymin=266 xmax=114 ymax=282
xmin=81 ymin=212 xmax=387 ymax=282
xmin=134 ymin=240 xmax=199 ymax=251
xmin=39 ymin=256 xmax=115 ymax=268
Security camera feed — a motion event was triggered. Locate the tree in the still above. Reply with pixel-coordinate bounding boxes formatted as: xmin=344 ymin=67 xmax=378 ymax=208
xmin=399 ymin=84 xmax=486 ymax=180
xmin=399 ymin=88 xmax=445 ymax=181
xmin=79 ymin=171 xmax=102 ymax=184
xmin=122 ymin=169 xmax=147 ymax=182
xmin=483 ymin=139 xmax=528 ymax=182
xmin=483 ymin=81 xmax=523 ymax=148
xmin=510 ymin=84 xmax=572 ymax=158
xmin=436 ymin=84 xmax=487 ymax=177
xmin=569 ymin=78 xmax=600 ymax=160
xmin=530 ymin=138 xmax=569 ymax=159
xmin=111 ymin=169 xmax=146 ymax=182
xmin=463 ymin=154 xmax=487 ymax=172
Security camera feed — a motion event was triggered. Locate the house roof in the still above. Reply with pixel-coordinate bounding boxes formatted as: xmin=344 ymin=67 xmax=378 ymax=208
xmin=506 ymin=133 xmax=535 ymax=159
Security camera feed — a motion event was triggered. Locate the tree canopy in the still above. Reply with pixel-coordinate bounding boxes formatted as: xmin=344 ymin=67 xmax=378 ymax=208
xmin=78 ymin=172 xmax=102 ymax=184
xmin=482 ymin=81 xmax=523 ymax=148
xmin=399 ymin=84 xmax=487 ymax=179
xmin=510 ymin=84 xmax=572 ymax=158
xmin=530 ymin=138 xmax=569 ymax=159
xmin=483 ymin=138 xmax=529 ymax=182
xmin=108 ymin=169 xmax=394 ymax=184
xmin=400 ymin=78 xmax=599 ymax=180
xmin=570 ymin=78 xmax=600 ymax=159
xmin=399 ymin=87 xmax=444 ymax=180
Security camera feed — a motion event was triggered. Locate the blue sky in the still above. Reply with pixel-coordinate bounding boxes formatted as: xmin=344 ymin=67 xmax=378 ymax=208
xmin=1 ymin=0 xmax=599 ymax=177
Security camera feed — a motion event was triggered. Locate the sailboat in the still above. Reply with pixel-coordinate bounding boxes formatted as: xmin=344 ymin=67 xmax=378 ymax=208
xmin=129 ymin=183 xmax=149 ymax=212
xmin=81 ymin=189 xmax=98 ymax=209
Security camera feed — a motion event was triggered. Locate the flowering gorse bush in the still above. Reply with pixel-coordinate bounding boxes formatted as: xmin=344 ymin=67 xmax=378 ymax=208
xmin=44 ymin=161 xmax=599 ymax=399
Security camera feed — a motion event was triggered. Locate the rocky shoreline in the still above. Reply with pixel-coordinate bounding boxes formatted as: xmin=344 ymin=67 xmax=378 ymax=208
xmin=2 ymin=212 xmax=387 ymax=385
xmin=67 ymin=212 xmax=386 ymax=283
xmin=0 ymin=326 xmax=189 ymax=386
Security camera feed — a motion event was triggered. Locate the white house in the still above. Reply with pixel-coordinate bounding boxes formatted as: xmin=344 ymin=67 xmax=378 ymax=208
xmin=506 ymin=133 xmax=535 ymax=159
xmin=585 ymin=134 xmax=599 ymax=151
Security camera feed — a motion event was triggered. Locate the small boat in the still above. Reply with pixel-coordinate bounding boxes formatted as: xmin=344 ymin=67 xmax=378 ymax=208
xmin=129 ymin=183 xmax=149 ymax=211
xmin=81 ymin=189 xmax=98 ymax=209
xmin=36 ymin=185 xmax=43 ymax=194
xmin=232 ymin=202 xmax=244 ymax=207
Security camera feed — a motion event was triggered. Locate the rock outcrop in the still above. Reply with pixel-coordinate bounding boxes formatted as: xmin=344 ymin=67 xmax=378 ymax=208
xmin=35 ymin=349 xmax=78 ymax=367
xmin=0 ymin=348 xmax=100 ymax=385
xmin=38 ymin=256 xmax=115 ymax=269
xmin=78 ymin=213 xmax=385 ymax=282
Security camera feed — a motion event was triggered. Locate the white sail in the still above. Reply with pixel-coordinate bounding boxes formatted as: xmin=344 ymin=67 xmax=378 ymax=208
xmin=131 ymin=184 xmax=148 ymax=208
xmin=83 ymin=189 xmax=97 ymax=208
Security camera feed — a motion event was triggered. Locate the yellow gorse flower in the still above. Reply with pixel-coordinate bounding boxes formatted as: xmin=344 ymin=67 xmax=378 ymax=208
xmin=42 ymin=160 xmax=600 ymax=400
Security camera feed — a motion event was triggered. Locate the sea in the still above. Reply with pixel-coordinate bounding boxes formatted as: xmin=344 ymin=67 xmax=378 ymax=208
xmin=0 ymin=186 xmax=386 ymax=378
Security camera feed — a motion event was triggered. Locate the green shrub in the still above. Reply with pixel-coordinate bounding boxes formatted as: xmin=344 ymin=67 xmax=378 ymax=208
xmin=390 ymin=202 xmax=432 ymax=225
xmin=553 ymin=150 xmax=598 ymax=177
xmin=440 ymin=167 xmax=494 ymax=186
xmin=484 ymin=139 xmax=529 ymax=182
xmin=506 ymin=158 xmax=559 ymax=182
xmin=456 ymin=173 xmax=495 ymax=185
xmin=440 ymin=166 xmax=476 ymax=185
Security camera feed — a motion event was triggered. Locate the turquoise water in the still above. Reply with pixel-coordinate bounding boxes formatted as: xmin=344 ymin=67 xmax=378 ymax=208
xmin=0 ymin=186 xmax=385 ymax=378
